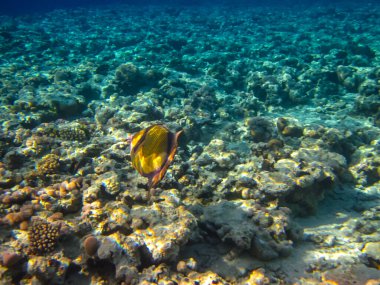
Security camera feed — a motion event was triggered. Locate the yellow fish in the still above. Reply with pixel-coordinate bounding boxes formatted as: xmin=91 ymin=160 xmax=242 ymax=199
xmin=129 ymin=124 xmax=183 ymax=189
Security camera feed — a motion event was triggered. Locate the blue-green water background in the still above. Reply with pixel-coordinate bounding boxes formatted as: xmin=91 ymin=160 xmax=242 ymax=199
xmin=1 ymin=0 xmax=379 ymax=15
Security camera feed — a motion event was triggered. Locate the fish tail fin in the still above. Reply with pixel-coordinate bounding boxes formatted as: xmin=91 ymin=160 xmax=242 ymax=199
xmin=147 ymin=178 xmax=154 ymax=190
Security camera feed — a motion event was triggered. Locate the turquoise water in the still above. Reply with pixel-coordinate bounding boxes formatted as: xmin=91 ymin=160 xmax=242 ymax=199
xmin=0 ymin=1 xmax=379 ymax=284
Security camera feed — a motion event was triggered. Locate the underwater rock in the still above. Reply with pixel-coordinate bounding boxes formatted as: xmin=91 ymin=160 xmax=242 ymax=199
xmin=37 ymin=179 xmax=83 ymax=213
xmin=358 ymin=79 xmax=379 ymax=97
xmin=3 ymin=203 xmax=34 ymax=226
xmin=114 ymin=63 xmax=144 ymax=94
xmin=201 ymin=200 xmax=300 ymax=261
xmin=49 ymin=94 xmax=87 ymax=118
xmin=245 ymin=116 xmax=274 ymax=142
xmin=349 ymin=144 xmax=380 ymax=186
xmin=0 ymin=252 xmax=23 ymax=267
xmin=104 ymin=202 xmax=131 ymax=234
xmin=94 ymin=106 xmax=117 ymax=125
xmin=54 ymin=70 xmax=73 ymax=83
xmin=27 ymin=255 xmax=70 ymax=285
xmin=138 ymin=263 xmax=230 ymax=285
xmin=240 ymin=269 xmax=270 ymax=285
xmin=246 ymin=72 xmax=286 ymax=106
xmin=160 ymin=84 xmax=186 ymax=99
xmin=197 ymin=139 xmax=239 ymax=170
xmin=77 ymin=83 xmax=101 ymax=103
xmin=322 ymin=264 xmax=380 ymax=285
xmin=182 ymin=271 xmax=230 ymax=285
xmin=356 ymin=94 xmax=380 ymax=118
xmin=93 ymin=234 xmax=140 ymax=282
xmin=96 ymin=236 xmax=124 ymax=260
xmin=23 ymin=134 xmax=56 ymax=156
xmin=36 ymin=154 xmax=61 ymax=176
xmin=291 ymin=147 xmax=347 ymax=172
xmin=3 ymin=150 xmax=26 ymax=170
xmin=128 ymin=200 xmax=197 ymax=264
xmin=315 ymin=127 xmax=353 ymax=156
xmin=255 ymin=169 xmax=296 ymax=197
xmin=99 ymin=171 xmax=121 ymax=196
xmin=81 ymin=199 xmax=107 ymax=232
xmin=1 ymin=185 xmax=32 ymax=205
xmin=176 ymin=258 xmax=197 ymax=274
xmin=0 ymin=164 xmax=22 ymax=189
xmin=362 ymin=242 xmax=380 ymax=269
xmin=81 ymin=200 xmax=132 ymax=236
xmin=276 ymin=117 xmax=303 ymax=137
xmin=253 ymin=147 xmax=345 ymax=214
xmin=336 ymin=65 xmax=362 ymax=91
xmin=202 ymin=201 xmax=256 ymax=250
xmin=288 ymin=81 xmax=314 ymax=103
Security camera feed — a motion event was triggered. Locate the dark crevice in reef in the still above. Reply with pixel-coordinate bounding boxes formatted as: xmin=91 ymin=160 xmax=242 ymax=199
xmin=86 ymin=259 xmax=116 ymax=281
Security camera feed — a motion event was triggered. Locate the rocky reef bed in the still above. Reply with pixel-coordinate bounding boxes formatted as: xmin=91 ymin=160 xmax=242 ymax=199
xmin=0 ymin=2 xmax=379 ymax=284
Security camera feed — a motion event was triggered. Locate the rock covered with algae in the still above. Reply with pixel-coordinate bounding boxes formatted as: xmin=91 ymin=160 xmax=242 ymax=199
xmin=77 ymin=190 xmax=197 ymax=283
xmin=256 ymin=147 xmax=347 ymax=214
xmin=129 ymin=202 xmax=197 ymax=263
xmin=26 ymin=255 xmax=71 ymax=285
xmin=81 ymin=189 xmax=197 ymax=263
xmin=200 ymin=200 xmax=302 ymax=261
xmin=349 ymin=142 xmax=380 ymax=187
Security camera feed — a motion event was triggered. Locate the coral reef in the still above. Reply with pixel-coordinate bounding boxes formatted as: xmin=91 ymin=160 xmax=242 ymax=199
xmin=0 ymin=2 xmax=379 ymax=284
xmin=36 ymin=178 xmax=83 ymax=213
xmin=37 ymin=154 xmax=61 ymax=176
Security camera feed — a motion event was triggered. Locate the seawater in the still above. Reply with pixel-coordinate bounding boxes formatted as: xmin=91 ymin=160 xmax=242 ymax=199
xmin=0 ymin=0 xmax=379 ymax=284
